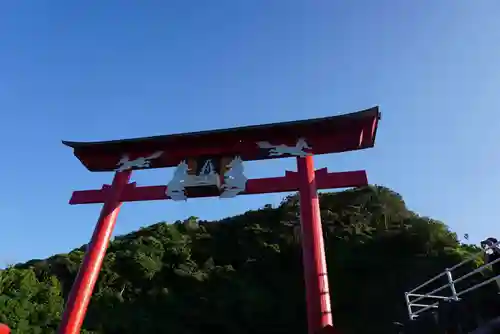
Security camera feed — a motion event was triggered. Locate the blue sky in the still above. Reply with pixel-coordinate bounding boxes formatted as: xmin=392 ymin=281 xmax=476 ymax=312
xmin=0 ymin=1 xmax=499 ymax=264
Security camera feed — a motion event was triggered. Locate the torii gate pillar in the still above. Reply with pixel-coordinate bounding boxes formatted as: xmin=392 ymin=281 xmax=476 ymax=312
xmin=58 ymin=171 xmax=132 ymax=334
xmin=297 ymin=156 xmax=333 ymax=333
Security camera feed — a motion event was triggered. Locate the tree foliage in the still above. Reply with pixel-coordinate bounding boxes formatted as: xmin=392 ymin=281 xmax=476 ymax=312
xmin=0 ymin=186 xmax=493 ymax=333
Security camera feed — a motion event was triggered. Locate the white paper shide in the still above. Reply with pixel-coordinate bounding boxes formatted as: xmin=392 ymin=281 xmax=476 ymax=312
xmin=115 ymin=151 xmax=164 ymax=172
xmin=256 ymin=138 xmax=311 ymax=157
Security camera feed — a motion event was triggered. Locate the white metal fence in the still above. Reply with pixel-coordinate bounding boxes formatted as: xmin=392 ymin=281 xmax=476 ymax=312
xmin=405 ymin=241 xmax=500 ymax=320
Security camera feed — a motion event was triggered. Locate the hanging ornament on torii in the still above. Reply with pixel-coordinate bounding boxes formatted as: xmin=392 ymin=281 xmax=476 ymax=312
xmin=164 ymin=156 xmax=248 ymax=201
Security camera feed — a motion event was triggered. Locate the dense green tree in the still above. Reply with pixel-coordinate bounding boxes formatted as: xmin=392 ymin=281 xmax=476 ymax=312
xmin=0 ymin=268 xmax=63 ymax=333
xmin=0 ymin=186 xmax=494 ymax=333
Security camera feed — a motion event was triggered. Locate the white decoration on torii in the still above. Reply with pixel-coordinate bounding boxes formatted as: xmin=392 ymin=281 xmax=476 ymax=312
xmin=256 ymin=138 xmax=312 ymax=157
xmin=115 ymin=151 xmax=164 ymax=172
xmin=220 ymin=156 xmax=247 ymax=199
xmin=166 ymin=160 xmax=189 ymax=201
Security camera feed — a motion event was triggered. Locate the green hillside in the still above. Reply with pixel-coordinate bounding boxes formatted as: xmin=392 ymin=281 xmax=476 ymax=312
xmin=0 ymin=186 xmax=492 ymax=333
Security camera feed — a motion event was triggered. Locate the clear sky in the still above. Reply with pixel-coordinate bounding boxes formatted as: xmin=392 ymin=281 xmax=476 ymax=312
xmin=0 ymin=1 xmax=499 ymax=265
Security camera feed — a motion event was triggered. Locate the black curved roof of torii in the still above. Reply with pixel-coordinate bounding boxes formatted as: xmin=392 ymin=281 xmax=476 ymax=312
xmin=63 ymin=106 xmax=381 ymax=172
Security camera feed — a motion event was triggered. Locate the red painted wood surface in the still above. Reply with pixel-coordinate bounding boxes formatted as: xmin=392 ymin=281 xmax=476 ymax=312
xmin=58 ymin=171 xmax=132 ymax=334
xmin=63 ymin=107 xmax=379 ymax=172
xmin=69 ymin=169 xmax=368 ymax=205
xmin=297 ymin=156 xmax=334 ymax=334
xmin=0 ymin=324 xmax=10 ymax=334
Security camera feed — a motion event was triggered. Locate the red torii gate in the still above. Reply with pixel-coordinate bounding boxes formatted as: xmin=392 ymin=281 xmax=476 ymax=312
xmin=58 ymin=106 xmax=380 ymax=334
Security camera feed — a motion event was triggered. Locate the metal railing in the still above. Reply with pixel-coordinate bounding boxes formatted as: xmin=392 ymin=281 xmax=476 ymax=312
xmin=405 ymin=241 xmax=500 ymax=320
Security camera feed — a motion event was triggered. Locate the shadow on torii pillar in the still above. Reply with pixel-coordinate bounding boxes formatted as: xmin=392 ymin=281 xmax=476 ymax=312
xmin=57 ymin=106 xmax=381 ymax=334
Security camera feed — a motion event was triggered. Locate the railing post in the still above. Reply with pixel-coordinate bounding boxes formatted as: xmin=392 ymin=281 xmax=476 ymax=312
xmin=404 ymin=292 xmax=414 ymax=320
xmin=445 ymin=268 xmax=459 ymax=301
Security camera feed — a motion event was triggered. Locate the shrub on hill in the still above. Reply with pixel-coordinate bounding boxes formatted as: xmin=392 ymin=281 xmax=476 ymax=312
xmin=0 ymin=186 xmax=492 ymax=333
